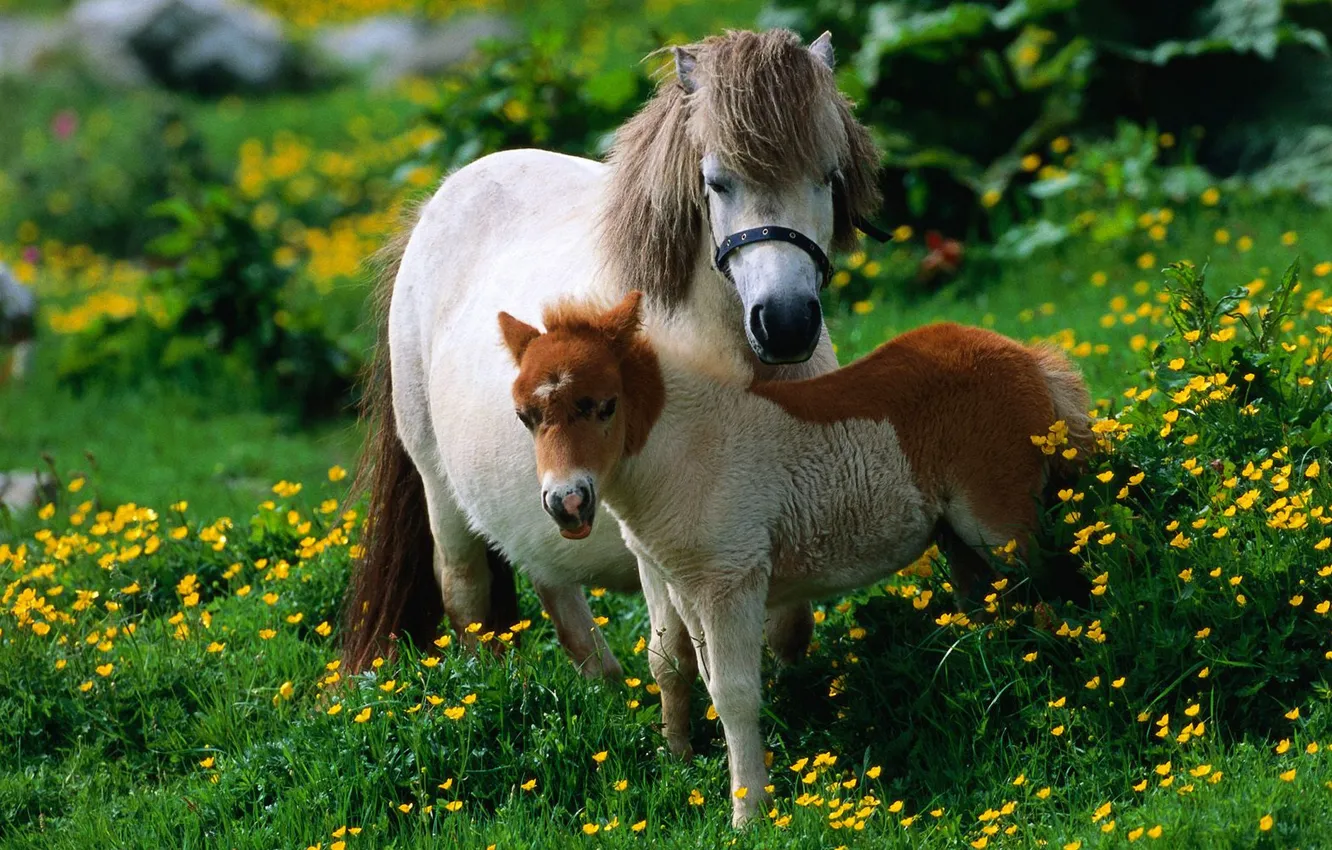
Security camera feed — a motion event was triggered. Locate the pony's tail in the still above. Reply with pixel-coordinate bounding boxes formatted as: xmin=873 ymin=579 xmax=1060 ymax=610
xmin=342 ymin=209 xmax=443 ymax=673
xmin=1031 ymin=343 xmax=1094 ymax=478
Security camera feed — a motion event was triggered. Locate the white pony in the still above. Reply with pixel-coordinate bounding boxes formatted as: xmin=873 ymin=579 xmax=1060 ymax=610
xmin=501 ymin=291 xmax=1093 ymax=825
xmin=342 ymin=29 xmax=882 ymax=677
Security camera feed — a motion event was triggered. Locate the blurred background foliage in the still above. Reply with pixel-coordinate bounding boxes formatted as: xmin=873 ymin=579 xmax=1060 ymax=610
xmin=2 ymin=0 xmax=1331 ymax=420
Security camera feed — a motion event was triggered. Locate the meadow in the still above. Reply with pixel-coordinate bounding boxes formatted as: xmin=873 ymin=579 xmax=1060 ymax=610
xmin=4 ymin=1 xmax=1332 ymax=847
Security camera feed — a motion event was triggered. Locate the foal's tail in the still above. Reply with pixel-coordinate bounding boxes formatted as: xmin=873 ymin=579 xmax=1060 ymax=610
xmin=341 ymin=218 xmax=443 ymax=672
xmin=1031 ymin=343 xmax=1094 ymax=477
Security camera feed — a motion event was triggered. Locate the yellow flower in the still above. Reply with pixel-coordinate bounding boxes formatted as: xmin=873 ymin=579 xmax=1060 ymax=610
xmin=199 ymin=756 xmax=215 ymax=768
xmin=688 ymin=788 xmax=704 ymax=806
xmin=328 ymin=465 xmax=347 ymax=482
xmin=1260 ymin=814 xmax=1273 ymax=832
xmin=353 ymin=707 xmax=371 ymax=723
xmin=867 ymin=765 xmax=881 ymax=779
xmin=592 ymin=750 xmax=608 ymax=764
xmin=1200 ymin=187 xmax=1220 ymax=206
xmin=1279 ymin=769 xmax=1296 ymax=782
xmin=614 ymin=779 xmax=628 ymax=792
xmin=327 ymin=703 xmax=343 ymax=716
xmin=96 ymin=663 xmax=113 ymax=677
xmin=444 ymin=706 xmax=466 ymax=721
xmin=444 ymin=800 xmax=463 ymax=812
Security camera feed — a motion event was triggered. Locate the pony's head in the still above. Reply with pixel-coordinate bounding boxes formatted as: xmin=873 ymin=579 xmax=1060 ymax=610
xmin=602 ymin=29 xmax=881 ymax=365
xmin=499 ymin=292 xmax=664 ymax=540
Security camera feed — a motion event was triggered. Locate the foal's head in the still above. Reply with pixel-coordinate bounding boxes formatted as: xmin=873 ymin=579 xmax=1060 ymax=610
xmin=500 ymin=292 xmax=663 ymax=540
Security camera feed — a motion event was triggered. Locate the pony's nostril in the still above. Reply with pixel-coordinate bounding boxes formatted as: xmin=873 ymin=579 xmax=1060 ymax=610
xmin=748 ymin=303 xmax=767 ymax=343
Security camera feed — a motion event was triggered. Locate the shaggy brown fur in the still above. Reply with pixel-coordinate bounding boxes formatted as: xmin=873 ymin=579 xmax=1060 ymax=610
xmin=599 ymin=29 xmax=882 ymax=306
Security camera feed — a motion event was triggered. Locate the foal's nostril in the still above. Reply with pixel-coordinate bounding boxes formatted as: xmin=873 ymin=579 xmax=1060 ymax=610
xmin=561 ymin=490 xmax=583 ymax=516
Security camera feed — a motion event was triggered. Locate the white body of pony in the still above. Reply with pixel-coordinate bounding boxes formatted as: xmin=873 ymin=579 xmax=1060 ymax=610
xmin=343 ymin=29 xmax=882 ymax=677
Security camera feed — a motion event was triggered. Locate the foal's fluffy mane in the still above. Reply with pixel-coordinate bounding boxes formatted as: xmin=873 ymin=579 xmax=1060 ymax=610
xmin=599 ymin=29 xmax=882 ymax=307
xmin=539 ymin=297 xmax=754 ymax=389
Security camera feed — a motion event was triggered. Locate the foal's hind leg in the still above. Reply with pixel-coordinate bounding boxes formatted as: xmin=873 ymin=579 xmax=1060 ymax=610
xmin=765 ymin=602 xmax=814 ymax=666
xmin=937 ymin=525 xmax=999 ymax=611
xmin=533 ymin=581 xmax=623 ymax=679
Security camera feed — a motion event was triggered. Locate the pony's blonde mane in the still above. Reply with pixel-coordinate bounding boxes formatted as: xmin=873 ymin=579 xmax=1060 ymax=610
xmin=599 ymin=29 xmax=882 ymax=307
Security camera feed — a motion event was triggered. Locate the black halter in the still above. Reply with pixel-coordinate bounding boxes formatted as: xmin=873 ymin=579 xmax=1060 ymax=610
xmin=714 ymin=226 xmax=834 ymax=289
xmin=712 ymin=217 xmax=890 ymax=290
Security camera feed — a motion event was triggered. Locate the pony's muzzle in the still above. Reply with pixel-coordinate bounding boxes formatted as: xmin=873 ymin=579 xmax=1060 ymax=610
xmin=543 ymin=479 xmax=596 ymax=540
xmin=748 ymin=296 xmax=822 ymax=364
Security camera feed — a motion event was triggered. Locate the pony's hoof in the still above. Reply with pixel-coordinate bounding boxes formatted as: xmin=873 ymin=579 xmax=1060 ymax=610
xmin=667 ymin=737 xmax=694 ymax=761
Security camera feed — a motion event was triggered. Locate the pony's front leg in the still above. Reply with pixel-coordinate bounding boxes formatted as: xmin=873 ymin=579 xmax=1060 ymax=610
xmin=639 ymin=560 xmax=698 ymax=759
xmin=532 ymin=581 xmax=623 ymax=679
xmin=689 ymin=570 xmax=770 ymax=828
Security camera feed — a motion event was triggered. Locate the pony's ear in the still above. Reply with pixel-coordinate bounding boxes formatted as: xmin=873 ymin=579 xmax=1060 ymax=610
xmin=672 ymin=46 xmax=698 ymax=93
xmin=809 ymin=31 xmax=835 ymax=70
xmin=603 ymin=291 xmax=644 ymax=351
xmin=498 ymin=312 xmax=541 ymax=365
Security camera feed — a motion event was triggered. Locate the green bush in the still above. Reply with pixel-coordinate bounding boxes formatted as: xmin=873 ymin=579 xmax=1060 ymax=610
xmin=409 ymin=31 xmax=650 ymax=172
xmin=764 ymin=0 xmax=1332 ymax=236
xmin=54 ymin=186 xmax=361 ymax=421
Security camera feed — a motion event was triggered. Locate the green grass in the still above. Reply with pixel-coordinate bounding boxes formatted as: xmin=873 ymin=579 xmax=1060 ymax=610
xmin=0 ymin=350 xmax=361 ymax=518
xmin=4 ymin=194 xmax=1332 ymax=847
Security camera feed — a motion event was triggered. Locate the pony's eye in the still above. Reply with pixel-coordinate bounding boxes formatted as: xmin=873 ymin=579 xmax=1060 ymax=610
xmin=516 ymin=408 xmax=538 ymax=431
xmin=598 ymin=397 xmax=618 ymax=421
xmin=705 ymin=179 xmax=729 ymax=195
xmin=574 ymin=397 xmax=596 ymax=417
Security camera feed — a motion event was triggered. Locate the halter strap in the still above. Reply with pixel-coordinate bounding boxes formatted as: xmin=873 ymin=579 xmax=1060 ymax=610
xmin=714 ymin=226 xmax=833 ymax=289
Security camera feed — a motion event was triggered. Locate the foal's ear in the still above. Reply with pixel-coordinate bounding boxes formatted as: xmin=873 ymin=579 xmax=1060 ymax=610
xmin=603 ymin=290 xmax=644 ymax=352
xmin=498 ymin=312 xmax=541 ymax=365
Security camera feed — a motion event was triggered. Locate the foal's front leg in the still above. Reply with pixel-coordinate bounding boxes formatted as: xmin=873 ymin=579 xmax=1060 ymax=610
xmin=688 ymin=569 xmax=770 ymax=828
xmin=638 ymin=560 xmax=698 ymax=759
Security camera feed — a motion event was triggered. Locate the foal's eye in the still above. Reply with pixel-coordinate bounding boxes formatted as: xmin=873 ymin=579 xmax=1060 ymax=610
xmin=598 ymin=397 xmax=618 ymax=421
xmin=516 ymin=408 xmax=538 ymax=431
xmin=705 ymin=179 xmax=730 ymax=195
xmin=574 ymin=397 xmax=596 ymax=418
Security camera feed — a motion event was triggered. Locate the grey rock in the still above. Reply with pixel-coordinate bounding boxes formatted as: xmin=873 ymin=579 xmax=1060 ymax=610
xmin=0 ymin=263 xmax=36 ymax=346
xmin=0 ymin=16 xmax=70 ymax=77
xmin=0 ymin=471 xmax=57 ymax=513
xmin=70 ymin=0 xmax=296 ymax=92
xmin=315 ymin=13 xmax=515 ymax=86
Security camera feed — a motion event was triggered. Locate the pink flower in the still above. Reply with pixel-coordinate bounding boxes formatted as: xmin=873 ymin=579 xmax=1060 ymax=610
xmin=52 ymin=110 xmax=78 ymax=141
xmin=21 ymin=246 xmax=40 ymax=265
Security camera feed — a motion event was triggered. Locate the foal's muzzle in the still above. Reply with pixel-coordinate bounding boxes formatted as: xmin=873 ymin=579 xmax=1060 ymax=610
xmin=543 ymin=479 xmax=596 ymax=540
